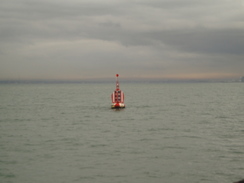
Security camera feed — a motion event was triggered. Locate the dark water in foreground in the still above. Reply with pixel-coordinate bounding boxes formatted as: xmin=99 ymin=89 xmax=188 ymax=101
xmin=0 ymin=82 xmax=243 ymax=183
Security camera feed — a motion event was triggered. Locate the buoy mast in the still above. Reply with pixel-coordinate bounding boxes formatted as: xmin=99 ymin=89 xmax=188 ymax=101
xmin=116 ymin=74 xmax=119 ymax=91
xmin=111 ymin=74 xmax=125 ymax=109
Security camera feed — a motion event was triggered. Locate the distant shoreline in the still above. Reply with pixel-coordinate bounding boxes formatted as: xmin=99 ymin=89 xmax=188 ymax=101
xmin=0 ymin=78 xmax=242 ymax=84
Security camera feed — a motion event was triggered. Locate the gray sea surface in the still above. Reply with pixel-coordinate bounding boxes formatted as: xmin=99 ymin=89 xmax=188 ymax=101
xmin=0 ymin=82 xmax=243 ymax=183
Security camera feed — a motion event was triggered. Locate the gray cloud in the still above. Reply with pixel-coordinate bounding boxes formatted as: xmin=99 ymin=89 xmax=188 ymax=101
xmin=146 ymin=28 xmax=244 ymax=54
xmin=0 ymin=0 xmax=244 ymax=80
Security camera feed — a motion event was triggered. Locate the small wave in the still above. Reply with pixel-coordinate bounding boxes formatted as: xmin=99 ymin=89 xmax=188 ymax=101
xmin=148 ymin=127 xmax=174 ymax=132
xmin=0 ymin=160 xmax=17 ymax=165
xmin=0 ymin=172 xmax=16 ymax=178
xmin=90 ymin=144 xmax=108 ymax=148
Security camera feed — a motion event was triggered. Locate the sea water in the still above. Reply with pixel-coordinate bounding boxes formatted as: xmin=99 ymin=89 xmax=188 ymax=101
xmin=0 ymin=82 xmax=243 ymax=183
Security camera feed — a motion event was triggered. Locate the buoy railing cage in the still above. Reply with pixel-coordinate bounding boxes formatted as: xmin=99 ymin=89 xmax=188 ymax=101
xmin=111 ymin=74 xmax=125 ymax=109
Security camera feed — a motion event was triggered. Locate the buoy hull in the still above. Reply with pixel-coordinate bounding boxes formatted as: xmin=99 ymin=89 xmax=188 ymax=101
xmin=111 ymin=103 xmax=125 ymax=109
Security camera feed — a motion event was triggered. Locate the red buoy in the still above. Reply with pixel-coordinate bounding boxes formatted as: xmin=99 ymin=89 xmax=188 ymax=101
xmin=111 ymin=74 xmax=125 ymax=109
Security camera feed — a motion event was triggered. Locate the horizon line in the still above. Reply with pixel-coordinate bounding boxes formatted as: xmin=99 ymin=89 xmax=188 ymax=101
xmin=0 ymin=77 xmax=242 ymax=84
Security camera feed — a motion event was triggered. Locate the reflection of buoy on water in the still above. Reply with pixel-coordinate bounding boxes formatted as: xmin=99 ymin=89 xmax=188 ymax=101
xmin=111 ymin=74 xmax=125 ymax=109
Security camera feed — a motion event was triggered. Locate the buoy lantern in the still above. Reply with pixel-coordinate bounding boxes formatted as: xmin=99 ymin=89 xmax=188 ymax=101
xmin=111 ymin=74 xmax=125 ymax=109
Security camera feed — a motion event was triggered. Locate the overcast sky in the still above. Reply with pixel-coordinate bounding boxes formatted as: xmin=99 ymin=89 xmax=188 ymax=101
xmin=1 ymin=0 xmax=244 ymax=80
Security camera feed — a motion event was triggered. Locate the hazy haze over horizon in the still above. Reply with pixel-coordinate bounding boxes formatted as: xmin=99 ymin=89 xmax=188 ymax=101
xmin=1 ymin=0 xmax=244 ymax=81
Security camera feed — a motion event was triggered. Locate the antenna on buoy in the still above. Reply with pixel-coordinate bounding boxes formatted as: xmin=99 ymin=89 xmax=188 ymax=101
xmin=111 ymin=74 xmax=125 ymax=109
